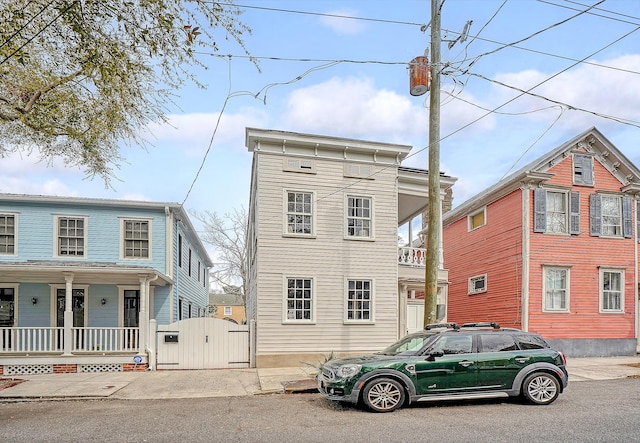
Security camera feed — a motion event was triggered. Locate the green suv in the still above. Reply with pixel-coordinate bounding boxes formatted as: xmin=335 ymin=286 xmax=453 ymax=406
xmin=317 ymin=322 xmax=568 ymax=412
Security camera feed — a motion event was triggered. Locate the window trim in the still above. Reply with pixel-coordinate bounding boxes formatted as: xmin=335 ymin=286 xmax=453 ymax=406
xmin=283 ymin=276 xmax=315 ymax=323
xmin=344 ymin=194 xmax=374 ymax=240
xmin=468 ymin=274 xmax=487 ymax=295
xmin=542 ymin=266 xmax=570 ymax=313
xmin=49 ymin=285 xmax=89 ymax=327
xmin=0 ymin=213 xmax=17 ymax=256
xmin=599 ymin=268 xmax=625 ymax=313
xmin=53 ymin=214 xmax=88 ymax=259
xmin=344 ymin=278 xmax=375 ymax=324
xmin=283 ymin=190 xmax=316 ymax=238
xmin=120 ymin=217 xmax=152 ymax=260
xmin=467 ymin=207 xmax=486 ymax=231
xmin=0 ymin=284 xmax=19 ymax=327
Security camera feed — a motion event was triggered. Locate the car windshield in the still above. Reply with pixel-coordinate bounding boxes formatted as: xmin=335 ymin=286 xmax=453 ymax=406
xmin=378 ymin=332 xmax=437 ymax=356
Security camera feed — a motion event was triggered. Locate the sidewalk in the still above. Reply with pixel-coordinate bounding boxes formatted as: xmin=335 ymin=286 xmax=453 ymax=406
xmin=0 ymin=356 xmax=638 ymax=401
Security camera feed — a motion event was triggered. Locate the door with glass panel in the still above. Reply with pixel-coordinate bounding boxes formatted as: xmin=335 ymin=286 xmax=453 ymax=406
xmin=56 ymin=289 xmax=85 ymax=349
xmin=123 ymin=290 xmax=140 ymax=349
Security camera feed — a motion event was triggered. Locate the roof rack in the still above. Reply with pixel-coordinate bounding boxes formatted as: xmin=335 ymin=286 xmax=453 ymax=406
xmin=461 ymin=322 xmax=501 ymax=329
xmin=425 ymin=322 xmax=460 ymax=330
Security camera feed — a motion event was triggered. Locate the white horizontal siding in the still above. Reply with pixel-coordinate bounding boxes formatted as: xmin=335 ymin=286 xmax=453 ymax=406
xmin=253 ymin=152 xmax=401 ymax=354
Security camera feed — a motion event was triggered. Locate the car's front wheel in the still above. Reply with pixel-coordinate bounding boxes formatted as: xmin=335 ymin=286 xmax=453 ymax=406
xmin=522 ymin=372 xmax=560 ymax=405
xmin=362 ymin=377 xmax=406 ymax=413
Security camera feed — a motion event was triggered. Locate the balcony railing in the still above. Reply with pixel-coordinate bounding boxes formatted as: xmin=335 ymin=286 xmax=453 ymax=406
xmin=398 ymin=246 xmax=426 ymax=267
xmin=0 ymin=327 xmax=139 ymax=353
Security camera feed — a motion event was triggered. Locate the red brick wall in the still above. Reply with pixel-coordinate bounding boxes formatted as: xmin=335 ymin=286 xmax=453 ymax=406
xmin=53 ymin=364 xmax=78 ymax=374
xmin=123 ymin=363 xmax=148 ymax=371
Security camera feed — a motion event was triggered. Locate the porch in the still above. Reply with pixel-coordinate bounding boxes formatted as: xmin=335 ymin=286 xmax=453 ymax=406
xmin=0 ymin=326 xmax=143 ymax=376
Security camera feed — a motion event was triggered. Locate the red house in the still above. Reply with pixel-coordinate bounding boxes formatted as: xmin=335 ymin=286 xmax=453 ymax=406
xmin=443 ymin=128 xmax=640 ymax=357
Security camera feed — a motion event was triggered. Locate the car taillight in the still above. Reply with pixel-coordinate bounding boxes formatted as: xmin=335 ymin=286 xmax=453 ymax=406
xmin=560 ymin=351 xmax=567 ymax=365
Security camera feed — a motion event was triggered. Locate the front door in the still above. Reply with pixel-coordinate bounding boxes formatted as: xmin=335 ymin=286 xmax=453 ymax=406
xmin=123 ymin=290 xmax=140 ymax=327
xmin=56 ymin=289 xmax=85 ymax=327
xmin=413 ymin=335 xmax=477 ymax=393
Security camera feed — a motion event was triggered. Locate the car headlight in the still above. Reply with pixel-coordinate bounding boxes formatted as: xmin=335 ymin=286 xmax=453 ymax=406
xmin=336 ymin=364 xmax=362 ymax=378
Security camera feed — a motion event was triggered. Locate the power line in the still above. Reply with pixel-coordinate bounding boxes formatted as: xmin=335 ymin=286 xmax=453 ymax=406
xmin=218 ymin=2 xmax=428 ymax=28
xmin=538 ymin=0 xmax=640 ymax=26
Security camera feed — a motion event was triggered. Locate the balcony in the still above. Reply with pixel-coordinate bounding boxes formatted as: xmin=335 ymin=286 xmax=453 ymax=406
xmin=0 ymin=327 xmax=139 ymax=354
xmin=398 ymin=246 xmax=425 ymax=267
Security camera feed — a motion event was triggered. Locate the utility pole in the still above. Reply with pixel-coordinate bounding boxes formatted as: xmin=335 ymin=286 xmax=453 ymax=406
xmin=423 ymin=0 xmax=441 ymax=327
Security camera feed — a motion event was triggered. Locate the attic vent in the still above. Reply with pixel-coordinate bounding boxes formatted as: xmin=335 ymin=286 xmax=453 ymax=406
xmin=344 ymin=164 xmax=374 ymax=179
xmin=283 ymin=159 xmax=316 ymax=174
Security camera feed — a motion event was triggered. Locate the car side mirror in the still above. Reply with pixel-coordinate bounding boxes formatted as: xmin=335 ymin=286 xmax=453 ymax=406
xmin=426 ymin=350 xmax=444 ymax=361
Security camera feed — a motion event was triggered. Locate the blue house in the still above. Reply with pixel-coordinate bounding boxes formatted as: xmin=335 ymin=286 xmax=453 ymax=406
xmin=0 ymin=193 xmax=212 ymax=375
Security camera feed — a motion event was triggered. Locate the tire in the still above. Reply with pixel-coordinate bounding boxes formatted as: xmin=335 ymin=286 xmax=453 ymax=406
xmin=522 ymin=372 xmax=560 ymax=405
xmin=362 ymin=378 xmax=406 ymax=413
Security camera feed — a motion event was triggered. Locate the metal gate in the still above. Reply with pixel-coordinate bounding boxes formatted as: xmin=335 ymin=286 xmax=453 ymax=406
xmin=156 ymin=318 xmax=249 ymax=370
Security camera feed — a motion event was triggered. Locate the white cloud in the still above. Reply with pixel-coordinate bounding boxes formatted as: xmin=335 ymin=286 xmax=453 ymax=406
xmin=143 ymin=108 xmax=269 ymax=156
xmin=319 ymin=9 xmax=366 ymax=35
xmin=490 ymin=54 xmax=640 ymax=132
xmin=281 ymin=76 xmax=496 ymax=145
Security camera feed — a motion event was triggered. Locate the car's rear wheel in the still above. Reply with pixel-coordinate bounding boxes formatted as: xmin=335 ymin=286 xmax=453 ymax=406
xmin=362 ymin=377 xmax=406 ymax=413
xmin=522 ymin=372 xmax=560 ymax=405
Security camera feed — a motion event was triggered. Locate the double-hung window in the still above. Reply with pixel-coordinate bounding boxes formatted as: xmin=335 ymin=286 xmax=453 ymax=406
xmin=0 ymin=214 xmax=16 ymax=255
xmin=285 ymin=277 xmax=313 ymax=322
xmin=590 ymin=194 xmax=632 ymax=238
xmin=56 ymin=216 xmax=86 ymax=257
xmin=346 ymin=196 xmax=372 ymax=239
xmin=345 ymin=279 xmax=373 ymax=322
xmin=600 ymin=269 xmax=624 ymax=313
xmin=543 ymin=266 xmax=569 ymax=312
xmin=285 ymin=191 xmax=313 ymax=235
xmin=122 ymin=219 xmax=151 ymax=258
xmin=534 ymin=189 xmax=579 ymax=235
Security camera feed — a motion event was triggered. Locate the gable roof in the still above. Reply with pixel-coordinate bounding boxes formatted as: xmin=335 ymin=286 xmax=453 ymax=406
xmin=443 ymin=127 xmax=640 ymax=226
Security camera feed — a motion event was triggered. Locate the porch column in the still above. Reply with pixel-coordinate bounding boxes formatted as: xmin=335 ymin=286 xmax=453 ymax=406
xmin=398 ymin=284 xmax=408 ymax=339
xmin=63 ymin=272 xmax=74 ymax=356
xmin=138 ymin=275 xmax=148 ymax=356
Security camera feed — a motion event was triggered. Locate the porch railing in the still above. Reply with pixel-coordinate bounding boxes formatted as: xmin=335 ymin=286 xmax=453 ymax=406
xmin=0 ymin=327 xmax=63 ymax=352
xmin=398 ymin=246 xmax=426 ymax=267
xmin=71 ymin=327 xmax=139 ymax=352
xmin=0 ymin=327 xmax=139 ymax=353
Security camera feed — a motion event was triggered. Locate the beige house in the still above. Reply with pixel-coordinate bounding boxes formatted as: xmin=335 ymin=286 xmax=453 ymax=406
xmin=245 ymin=128 xmax=456 ymax=368
xmin=208 ymin=293 xmax=246 ymax=324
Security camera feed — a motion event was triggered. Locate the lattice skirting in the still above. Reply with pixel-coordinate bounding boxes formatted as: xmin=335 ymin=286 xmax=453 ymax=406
xmin=3 ymin=364 xmax=53 ymax=376
xmin=79 ymin=363 xmax=123 ymax=373
xmin=1 ymin=362 xmax=147 ymax=376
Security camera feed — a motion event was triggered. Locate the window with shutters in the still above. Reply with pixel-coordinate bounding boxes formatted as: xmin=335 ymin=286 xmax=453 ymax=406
xmin=600 ymin=268 xmax=624 ymax=313
xmin=573 ymin=154 xmax=594 ymax=186
xmin=589 ymin=194 xmax=632 ymax=238
xmin=533 ymin=189 xmax=579 ymax=235
xmin=543 ymin=266 xmax=570 ymax=312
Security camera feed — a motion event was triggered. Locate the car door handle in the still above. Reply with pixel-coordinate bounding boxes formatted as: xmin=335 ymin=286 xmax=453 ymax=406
xmin=458 ymin=360 xmax=474 ymax=367
xmin=515 ymin=357 xmax=530 ymax=363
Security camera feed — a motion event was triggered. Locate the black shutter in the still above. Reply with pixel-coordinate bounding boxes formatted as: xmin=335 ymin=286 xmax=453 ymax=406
xmin=533 ymin=188 xmax=546 ymax=233
xmin=589 ymin=194 xmax=601 ymax=236
xmin=622 ymin=196 xmax=632 ymax=238
xmin=570 ymin=192 xmax=580 ymax=235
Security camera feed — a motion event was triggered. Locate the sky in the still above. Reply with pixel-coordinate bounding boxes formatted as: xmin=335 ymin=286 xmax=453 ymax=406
xmin=2 ymin=0 xmax=640 ymax=245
